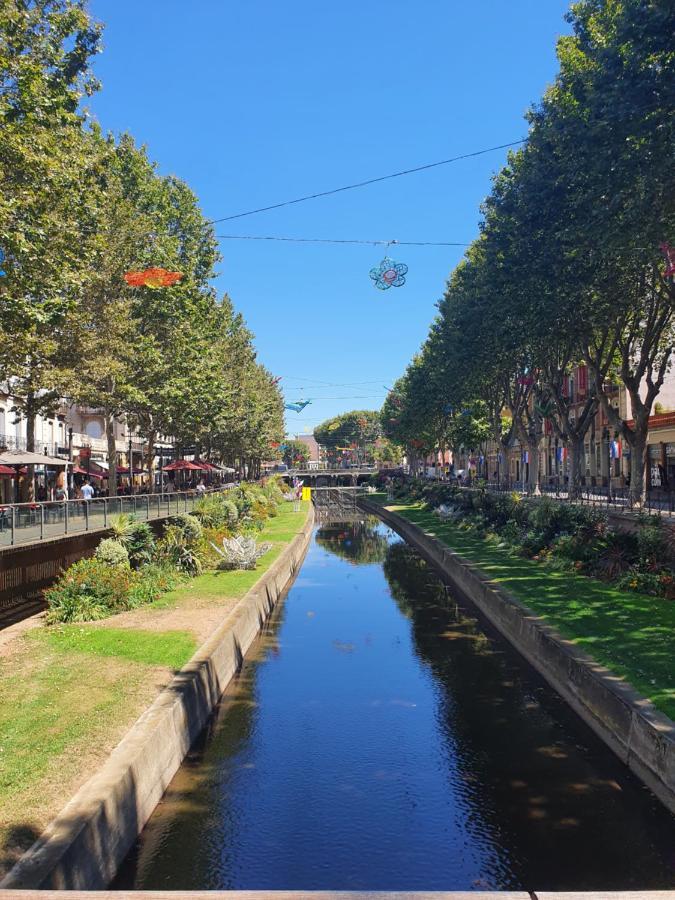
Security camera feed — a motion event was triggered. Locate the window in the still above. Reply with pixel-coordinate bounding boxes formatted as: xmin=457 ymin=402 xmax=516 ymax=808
xmin=85 ymin=419 xmax=103 ymax=439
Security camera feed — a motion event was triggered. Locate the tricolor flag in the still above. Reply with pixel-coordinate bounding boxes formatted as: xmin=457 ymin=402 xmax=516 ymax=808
xmin=610 ymin=440 xmax=621 ymax=460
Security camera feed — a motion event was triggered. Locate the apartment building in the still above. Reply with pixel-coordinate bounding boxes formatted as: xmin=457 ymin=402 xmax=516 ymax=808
xmin=455 ymin=365 xmax=675 ymax=490
xmin=0 ymin=392 xmax=146 ymax=502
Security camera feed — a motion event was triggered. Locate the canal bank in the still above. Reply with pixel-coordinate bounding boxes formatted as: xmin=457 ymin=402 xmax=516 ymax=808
xmin=113 ymin=518 xmax=675 ymax=892
xmin=0 ymin=502 xmax=314 ymax=890
xmin=361 ymin=499 xmax=675 ymax=817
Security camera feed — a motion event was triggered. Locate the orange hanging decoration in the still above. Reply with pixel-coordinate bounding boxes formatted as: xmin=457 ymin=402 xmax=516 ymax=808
xmin=124 ymin=267 xmax=183 ymax=289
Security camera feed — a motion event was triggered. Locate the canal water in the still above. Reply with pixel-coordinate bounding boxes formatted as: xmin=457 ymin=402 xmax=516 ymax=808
xmin=115 ymin=519 xmax=675 ymax=892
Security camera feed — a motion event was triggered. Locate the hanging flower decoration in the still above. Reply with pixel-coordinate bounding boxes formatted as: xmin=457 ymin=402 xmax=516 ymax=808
xmin=0 ymin=249 xmax=6 ymax=277
xmin=357 ymin=417 xmax=368 ymax=429
xmin=271 ymin=376 xmax=282 ymax=386
xmin=270 ymin=441 xmax=280 ymax=448
xmin=369 ymin=256 xmax=408 ymax=291
xmin=660 ymin=242 xmax=675 ymax=278
xmin=124 ymin=267 xmax=183 ymax=289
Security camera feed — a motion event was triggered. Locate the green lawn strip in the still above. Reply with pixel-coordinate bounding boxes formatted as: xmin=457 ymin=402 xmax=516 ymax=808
xmin=35 ymin=626 xmax=197 ymax=669
xmin=389 ymin=501 xmax=675 ymax=720
xmin=154 ymin=501 xmax=310 ymax=607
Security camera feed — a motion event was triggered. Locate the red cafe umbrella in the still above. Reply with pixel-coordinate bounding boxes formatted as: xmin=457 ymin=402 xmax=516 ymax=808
xmin=0 ymin=465 xmax=18 ymax=477
xmin=72 ymin=465 xmax=104 ymax=479
xmin=161 ymin=460 xmax=205 ymax=471
xmin=193 ymin=460 xmax=218 ymax=471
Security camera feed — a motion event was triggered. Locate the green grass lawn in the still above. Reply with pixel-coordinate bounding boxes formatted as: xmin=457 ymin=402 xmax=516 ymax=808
xmin=0 ymin=500 xmax=310 ymax=870
xmin=384 ymin=499 xmax=675 ymax=721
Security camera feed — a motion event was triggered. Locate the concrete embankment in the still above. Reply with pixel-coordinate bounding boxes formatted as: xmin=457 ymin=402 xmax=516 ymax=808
xmin=1 ymin=505 xmax=314 ymax=891
xmin=363 ymin=500 xmax=675 ymax=816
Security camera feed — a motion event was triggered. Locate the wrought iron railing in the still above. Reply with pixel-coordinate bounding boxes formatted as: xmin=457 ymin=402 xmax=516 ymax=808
xmin=0 ymin=485 xmax=237 ymax=548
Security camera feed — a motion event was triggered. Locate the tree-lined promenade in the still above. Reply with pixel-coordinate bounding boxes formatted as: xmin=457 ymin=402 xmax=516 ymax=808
xmin=0 ymin=1 xmax=284 ymax=498
xmin=383 ymin=0 xmax=674 ymax=504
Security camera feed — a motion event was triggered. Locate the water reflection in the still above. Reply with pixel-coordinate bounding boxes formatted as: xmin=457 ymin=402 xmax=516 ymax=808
xmin=115 ymin=522 xmax=675 ymax=892
xmin=315 ymin=518 xmax=390 ymax=565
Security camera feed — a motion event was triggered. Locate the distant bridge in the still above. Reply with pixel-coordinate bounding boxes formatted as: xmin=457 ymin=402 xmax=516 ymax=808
xmin=280 ymin=468 xmax=376 ymax=487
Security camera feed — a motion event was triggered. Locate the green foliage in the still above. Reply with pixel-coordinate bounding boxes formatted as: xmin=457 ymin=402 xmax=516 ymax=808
xmin=314 ymin=410 xmax=382 ymax=465
xmin=107 ymin=513 xmax=137 ymax=544
xmin=156 ymin=524 xmax=203 ymax=576
xmin=168 ymin=513 xmax=203 ymax=543
xmin=45 ymin=558 xmax=137 ymax=623
xmin=125 ymin=521 xmax=156 ymax=568
xmin=95 ymin=538 xmax=130 ymax=569
xmin=128 ymin=563 xmax=182 ymax=606
xmin=400 ymin=481 xmax=673 ymax=598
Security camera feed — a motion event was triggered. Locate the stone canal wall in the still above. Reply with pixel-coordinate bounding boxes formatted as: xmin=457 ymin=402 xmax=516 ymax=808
xmin=363 ymin=500 xmax=675 ymax=816
xmin=1 ymin=506 xmax=315 ymax=891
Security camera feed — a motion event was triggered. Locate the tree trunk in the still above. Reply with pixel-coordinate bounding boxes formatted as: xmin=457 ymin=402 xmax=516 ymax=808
xmin=629 ymin=429 xmax=648 ymax=506
xmin=21 ymin=407 xmax=36 ymax=502
xmin=146 ymin=429 xmax=156 ymax=493
xmin=528 ymin=439 xmax=541 ymax=496
xmin=568 ymin=435 xmax=584 ymax=501
xmin=501 ymin=444 xmax=511 ymax=488
xmin=106 ymin=411 xmax=118 ymax=497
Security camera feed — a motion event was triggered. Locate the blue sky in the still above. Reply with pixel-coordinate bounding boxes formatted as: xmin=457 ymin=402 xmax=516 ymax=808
xmin=87 ymin=0 xmax=571 ymax=436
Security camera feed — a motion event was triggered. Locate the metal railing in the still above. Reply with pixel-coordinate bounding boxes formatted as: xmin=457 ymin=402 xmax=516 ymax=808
xmin=448 ymin=480 xmax=675 ymax=516
xmin=0 ymin=485 xmax=237 ymax=548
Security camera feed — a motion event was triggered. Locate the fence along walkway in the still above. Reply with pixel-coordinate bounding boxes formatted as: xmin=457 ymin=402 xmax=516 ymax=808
xmin=0 ymin=487 xmax=235 ymax=549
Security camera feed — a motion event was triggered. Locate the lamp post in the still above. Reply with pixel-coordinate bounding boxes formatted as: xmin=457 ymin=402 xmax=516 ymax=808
xmin=128 ymin=432 xmax=133 ymax=496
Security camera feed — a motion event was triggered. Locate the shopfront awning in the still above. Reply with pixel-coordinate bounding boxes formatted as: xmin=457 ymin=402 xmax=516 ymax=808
xmin=0 ymin=450 xmax=69 ymax=467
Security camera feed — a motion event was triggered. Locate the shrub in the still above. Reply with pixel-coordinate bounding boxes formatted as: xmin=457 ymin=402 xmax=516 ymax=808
xmin=126 ymin=521 xmax=155 ymax=567
xmin=107 ymin=512 xmax=137 ymax=544
xmin=46 ymin=558 xmax=137 ymax=623
xmin=193 ymin=493 xmax=231 ymax=529
xmin=168 ymin=513 xmax=203 ymax=543
xmin=223 ymin=499 xmax=239 ymax=527
xmin=95 ymin=538 xmax=130 ymax=568
xmin=637 ymin=523 xmax=671 ymax=572
xmin=616 ymin=569 xmax=666 ymax=597
xmin=156 ymin=525 xmax=203 ymax=576
xmin=128 ymin=563 xmax=182 ymax=606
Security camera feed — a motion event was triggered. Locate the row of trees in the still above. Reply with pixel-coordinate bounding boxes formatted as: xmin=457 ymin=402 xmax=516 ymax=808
xmin=0 ymin=1 xmax=284 ymax=496
xmin=383 ymin=0 xmax=674 ymax=502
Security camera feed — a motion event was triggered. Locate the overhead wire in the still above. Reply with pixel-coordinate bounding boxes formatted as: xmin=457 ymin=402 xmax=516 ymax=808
xmin=216 ymin=234 xmax=469 ymax=247
xmin=206 ymin=139 xmax=526 ymax=224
